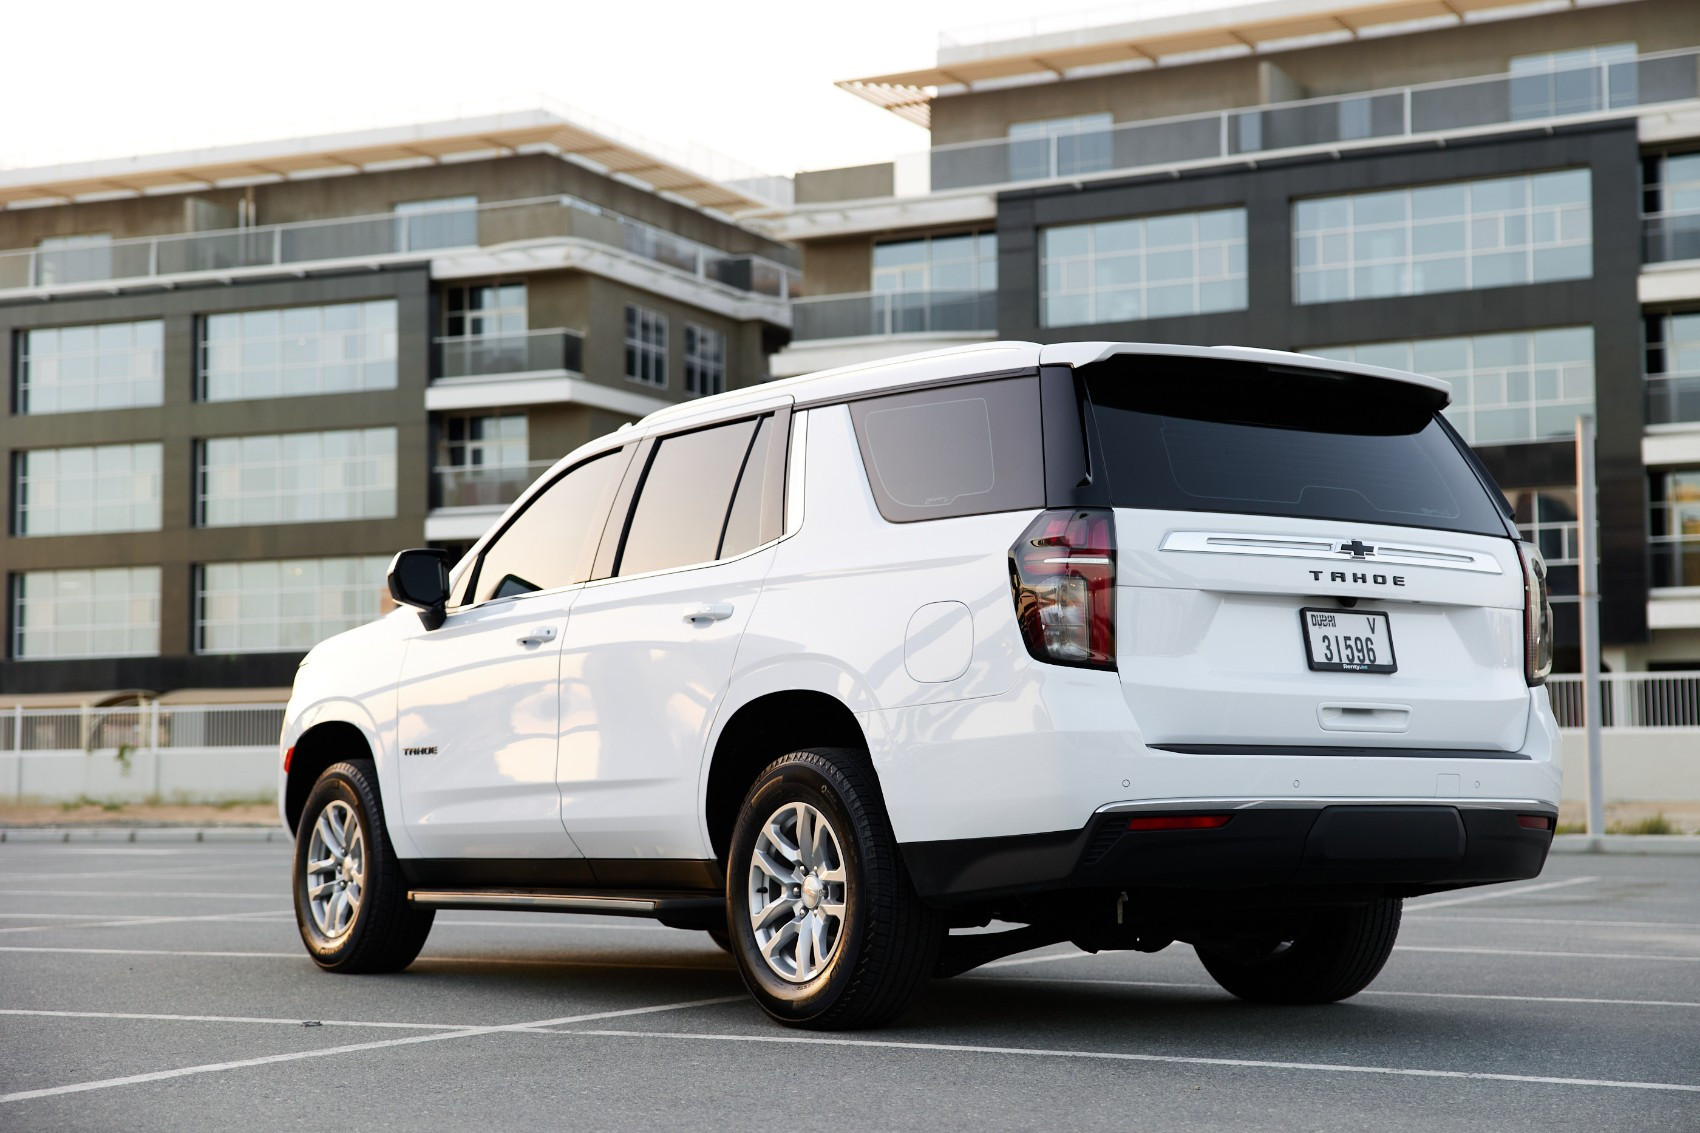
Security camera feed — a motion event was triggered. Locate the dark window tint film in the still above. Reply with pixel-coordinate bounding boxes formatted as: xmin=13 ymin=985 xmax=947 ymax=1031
xmin=618 ymin=417 xmax=761 ymax=576
xmin=470 ymin=449 xmax=627 ymax=604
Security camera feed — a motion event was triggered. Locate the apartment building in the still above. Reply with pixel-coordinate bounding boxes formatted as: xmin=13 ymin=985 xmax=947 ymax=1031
xmin=768 ymin=0 xmax=1700 ymax=674
xmin=1 ymin=109 xmax=797 ymax=696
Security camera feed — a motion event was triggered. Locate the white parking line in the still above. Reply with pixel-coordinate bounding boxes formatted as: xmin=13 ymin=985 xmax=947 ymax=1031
xmin=0 ymin=909 xmax=291 ymax=935
xmin=551 ymin=1029 xmax=1700 ymax=1093
xmin=1405 ymin=915 xmax=1700 ymax=930
xmin=0 ymin=996 xmax=745 ymax=1105
xmin=1397 ymin=945 xmax=1700 ymax=962
xmin=972 ymin=974 xmax=1700 ymax=1010
xmin=0 ymin=1009 xmax=470 ymax=1030
xmin=0 ymin=944 xmax=736 ymax=972
xmin=1405 ymin=876 xmax=1597 ymax=910
xmin=0 ymin=889 xmax=282 ymax=900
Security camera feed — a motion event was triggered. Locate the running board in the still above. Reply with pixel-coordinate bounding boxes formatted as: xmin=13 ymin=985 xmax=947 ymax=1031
xmin=406 ymin=889 xmax=722 ymax=929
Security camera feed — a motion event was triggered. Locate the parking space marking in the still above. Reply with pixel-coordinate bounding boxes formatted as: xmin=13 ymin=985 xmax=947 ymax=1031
xmin=1405 ymin=877 xmax=1597 ymax=910
xmin=0 ymin=1009 xmax=471 ymax=1031
xmin=554 ymin=1029 xmax=1700 ymax=1093
xmin=0 ymin=909 xmax=291 ymax=935
xmin=0 ymin=996 xmax=746 ymax=1105
xmin=1405 ymin=915 xmax=1700 ymax=930
xmin=1397 ymin=945 xmax=1700 ymax=962
xmin=974 ymin=974 xmax=1700 ymax=1010
xmin=0 ymin=889 xmax=282 ymax=900
xmin=0 ymin=944 xmax=736 ymax=973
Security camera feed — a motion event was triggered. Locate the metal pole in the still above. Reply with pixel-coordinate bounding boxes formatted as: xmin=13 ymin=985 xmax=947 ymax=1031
xmin=1576 ymin=415 xmax=1605 ymax=837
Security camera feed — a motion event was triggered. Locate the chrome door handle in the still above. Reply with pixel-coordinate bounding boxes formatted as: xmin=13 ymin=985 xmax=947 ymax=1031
xmin=683 ymin=603 xmax=734 ymax=625
xmin=517 ymin=626 xmax=557 ymax=647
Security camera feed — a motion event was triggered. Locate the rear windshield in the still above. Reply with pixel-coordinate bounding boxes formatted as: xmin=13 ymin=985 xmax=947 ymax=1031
xmin=1081 ymin=359 xmax=1510 ymax=538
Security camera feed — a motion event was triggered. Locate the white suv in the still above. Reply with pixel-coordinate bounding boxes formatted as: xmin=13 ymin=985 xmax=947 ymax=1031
xmin=279 ymin=341 xmax=1561 ymax=1028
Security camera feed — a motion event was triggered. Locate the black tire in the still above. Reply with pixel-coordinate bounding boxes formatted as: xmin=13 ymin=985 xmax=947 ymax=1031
xmin=292 ymin=760 xmax=434 ymax=973
xmin=1195 ymin=898 xmax=1402 ymax=1004
xmin=726 ymin=748 xmax=943 ymax=1029
xmin=705 ymin=927 xmax=733 ymax=954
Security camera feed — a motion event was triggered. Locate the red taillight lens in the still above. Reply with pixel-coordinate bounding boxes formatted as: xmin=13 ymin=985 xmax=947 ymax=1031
xmin=1127 ymin=814 xmax=1233 ymax=832
xmin=1517 ymin=814 xmax=1554 ymax=831
xmin=1517 ymin=541 xmax=1553 ymax=687
xmin=283 ymin=745 xmax=294 ymax=772
xmin=1010 ymin=508 xmax=1116 ymax=671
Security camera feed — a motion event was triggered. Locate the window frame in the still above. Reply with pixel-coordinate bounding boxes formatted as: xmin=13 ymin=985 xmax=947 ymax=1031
xmin=624 ymin=304 xmax=669 ymax=388
xmin=684 ymin=323 xmax=727 ymax=397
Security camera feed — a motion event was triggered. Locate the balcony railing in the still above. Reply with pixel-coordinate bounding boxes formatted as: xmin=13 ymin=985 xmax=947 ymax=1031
xmin=1650 ymin=539 xmax=1700 ymax=590
xmin=883 ymin=48 xmax=1700 ymax=197
xmin=431 ymin=459 xmax=553 ymax=509
xmin=1547 ymin=671 xmax=1700 ymax=730
xmin=435 ymin=329 xmax=584 ymax=379
xmin=1646 ymin=372 xmax=1700 ymax=427
xmin=791 ymin=288 xmax=998 ymax=341
xmin=1644 ymin=185 xmax=1700 ymax=265
xmin=0 ymin=194 xmax=799 ymax=301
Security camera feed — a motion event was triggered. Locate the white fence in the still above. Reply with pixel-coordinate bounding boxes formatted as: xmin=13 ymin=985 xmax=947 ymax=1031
xmin=1546 ymin=672 xmax=1700 ymax=730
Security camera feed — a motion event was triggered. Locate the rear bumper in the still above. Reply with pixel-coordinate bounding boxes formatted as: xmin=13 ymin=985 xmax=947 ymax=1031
xmin=900 ymin=800 xmax=1556 ymax=904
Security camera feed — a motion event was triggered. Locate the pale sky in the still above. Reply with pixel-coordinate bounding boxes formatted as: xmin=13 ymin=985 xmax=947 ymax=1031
xmin=0 ymin=0 xmax=1230 ymax=180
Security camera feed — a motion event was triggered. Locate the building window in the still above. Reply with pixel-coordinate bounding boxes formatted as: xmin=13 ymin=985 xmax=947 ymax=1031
xmin=434 ymin=412 xmax=532 ymax=507
xmin=1651 ymin=470 xmax=1700 ymax=589
xmin=442 ymin=283 xmax=526 ymax=337
xmin=34 ymin=233 xmax=112 ymax=286
xmin=11 ymin=567 xmax=160 ymax=660
xmin=1008 ymin=114 xmax=1113 ymax=182
xmin=684 ymin=325 xmax=726 ymax=397
xmin=15 ymin=320 xmax=163 ymax=414
xmin=196 ymin=556 xmax=390 ymax=654
xmin=1294 ymin=169 xmax=1592 ymax=304
xmin=870 ymin=232 xmax=998 ymax=334
xmin=1508 ymin=488 xmax=1580 ymax=567
xmin=1308 ymin=326 xmax=1594 ymax=446
xmin=13 ymin=443 xmax=163 ymax=536
xmin=394 ymin=196 xmax=478 ymax=252
xmin=625 ymin=305 xmax=667 ymax=387
xmin=1509 ymin=43 xmax=1636 ymax=120
xmin=1041 ymin=208 xmax=1247 ymax=326
xmin=198 ymin=428 xmax=397 ymax=527
xmin=200 ymin=301 xmax=397 ymax=401
xmin=1646 ymin=311 xmax=1700 ymax=427
xmin=1645 ymin=154 xmax=1700 ymax=265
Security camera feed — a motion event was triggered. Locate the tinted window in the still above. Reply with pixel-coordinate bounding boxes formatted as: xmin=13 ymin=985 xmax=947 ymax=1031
xmin=1081 ymin=360 xmax=1508 ymax=537
xmin=720 ymin=415 xmax=784 ymax=559
xmin=848 ymin=376 xmax=1043 ymax=522
xmin=618 ymin=418 xmax=761 ymax=577
xmin=470 ymin=449 xmax=626 ymax=604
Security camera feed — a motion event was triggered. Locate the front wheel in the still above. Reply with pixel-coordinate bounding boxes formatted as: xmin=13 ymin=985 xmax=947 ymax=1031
xmin=726 ymin=748 xmax=942 ymax=1029
xmin=293 ymin=760 xmax=434 ymax=973
xmin=1195 ymin=897 xmax=1402 ymax=1004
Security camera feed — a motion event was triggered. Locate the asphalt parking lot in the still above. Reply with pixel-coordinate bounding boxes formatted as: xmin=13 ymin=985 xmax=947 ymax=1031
xmin=0 ymin=841 xmax=1694 ymax=1131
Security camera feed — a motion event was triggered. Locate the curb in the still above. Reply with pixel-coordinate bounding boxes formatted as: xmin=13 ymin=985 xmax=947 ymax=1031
xmin=0 ymin=826 xmax=288 ymax=844
xmin=1550 ymin=833 xmax=1700 ymax=855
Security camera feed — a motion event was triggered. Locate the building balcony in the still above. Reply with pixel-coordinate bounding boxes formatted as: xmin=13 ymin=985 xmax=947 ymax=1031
xmin=1644 ymin=209 xmax=1700 ymax=267
xmin=797 ymin=48 xmax=1700 ymax=209
xmin=1647 ymin=373 xmax=1700 ymax=428
xmin=791 ymin=289 xmax=997 ymax=341
xmin=1651 ymin=540 xmax=1700 ymax=591
xmin=431 ymin=460 xmax=553 ymax=510
xmin=435 ymin=329 xmax=584 ymax=380
xmin=424 ymin=327 xmax=669 ymax=418
xmin=0 ymin=194 xmax=799 ymax=306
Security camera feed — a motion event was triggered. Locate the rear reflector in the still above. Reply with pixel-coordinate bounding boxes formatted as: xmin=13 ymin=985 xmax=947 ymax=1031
xmin=283 ymin=746 xmax=294 ymax=772
xmin=1516 ymin=814 xmax=1554 ymax=831
xmin=1126 ymin=814 xmax=1233 ymax=832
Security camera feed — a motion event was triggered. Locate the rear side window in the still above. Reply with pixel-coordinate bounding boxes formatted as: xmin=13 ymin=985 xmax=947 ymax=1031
xmin=1081 ymin=359 xmax=1508 ymax=538
xmin=616 ymin=413 xmax=782 ymax=577
xmin=469 ymin=448 xmax=627 ymax=604
xmin=849 ymin=376 xmax=1043 ymax=522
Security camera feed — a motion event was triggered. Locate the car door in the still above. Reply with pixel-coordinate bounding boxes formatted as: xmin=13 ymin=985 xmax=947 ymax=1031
xmin=396 ymin=445 xmax=630 ymax=860
xmin=557 ymin=408 xmax=790 ymax=864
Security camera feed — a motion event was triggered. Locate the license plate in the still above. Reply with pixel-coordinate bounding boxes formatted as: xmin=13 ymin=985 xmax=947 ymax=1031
xmin=1300 ymin=608 xmax=1397 ymax=673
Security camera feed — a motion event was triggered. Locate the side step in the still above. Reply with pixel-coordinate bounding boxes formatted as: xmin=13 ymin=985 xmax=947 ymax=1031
xmin=406 ymin=889 xmax=723 ymax=930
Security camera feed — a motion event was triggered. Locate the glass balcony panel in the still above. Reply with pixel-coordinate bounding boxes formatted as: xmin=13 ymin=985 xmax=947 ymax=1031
xmin=435 ymin=329 xmax=585 ymax=379
xmin=1650 ymin=541 xmax=1700 ymax=589
xmin=1646 ymin=374 xmax=1700 ymax=426
xmin=432 ymin=460 xmax=554 ymax=509
xmin=791 ymin=289 xmax=995 ymax=341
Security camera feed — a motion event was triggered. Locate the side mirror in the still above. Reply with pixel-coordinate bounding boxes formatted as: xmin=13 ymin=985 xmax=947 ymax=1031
xmin=387 ymin=548 xmax=452 ymax=630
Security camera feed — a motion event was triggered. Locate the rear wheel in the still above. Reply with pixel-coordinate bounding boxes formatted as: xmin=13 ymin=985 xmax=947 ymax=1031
xmin=1195 ymin=898 xmax=1402 ymax=1004
xmin=726 ymin=748 xmax=942 ymax=1029
xmin=293 ymin=760 xmax=434 ymax=973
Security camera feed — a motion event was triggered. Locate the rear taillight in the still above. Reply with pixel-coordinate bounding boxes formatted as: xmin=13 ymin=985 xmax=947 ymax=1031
xmin=1517 ymin=541 xmax=1553 ymax=686
xmin=1127 ymin=814 xmax=1232 ymax=831
xmin=1010 ymin=508 xmax=1116 ymax=671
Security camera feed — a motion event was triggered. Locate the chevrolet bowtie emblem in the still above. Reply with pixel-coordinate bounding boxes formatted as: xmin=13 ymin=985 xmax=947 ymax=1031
xmin=1337 ymin=539 xmax=1376 ymax=559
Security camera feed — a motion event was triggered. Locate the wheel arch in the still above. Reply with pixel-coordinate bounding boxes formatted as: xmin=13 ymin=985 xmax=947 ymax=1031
xmin=284 ymin=719 xmax=377 ymax=835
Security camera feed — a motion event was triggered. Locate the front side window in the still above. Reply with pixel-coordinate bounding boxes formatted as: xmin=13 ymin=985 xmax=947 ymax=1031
xmin=625 ymin=305 xmax=668 ymax=387
xmin=1309 ymin=326 xmax=1595 ymax=446
xmin=197 ymin=556 xmax=389 ymax=653
xmin=198 ymin=428 xmax=396 ymax=527
xmin=35 ymin=233 xmax=113 ymax=286
xmin=684 ymin=325 xmax=726 ymax=397
xmin=11 ymin=567 xmax=159 ymax=659
xmin=1042 ymin=208 xmax=1247 ymax=326
xmin=394 ymin=196 xmax=478 ymax=251
xmin=1294 ymin=169 xmax=1592 ymax=303
xmin=1008 ymin=113 xmax=1113 ymax=182
xmin=14 ymin=443 xmax=162 ymax=536
xmin=616 ymin=416 xmax=772 ymax=576
xmin=469 ymin=449 xmax=628 ymax=604
xmin=201 ymin=301 xmax=397 ymax=401
xmin=1650 ymin=469 xmax=1700 ymax=589
xmin=16 ymin=320 xmax=163 ymax=414
xmin=849 ymin=377 xmax=1044 ymax=523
